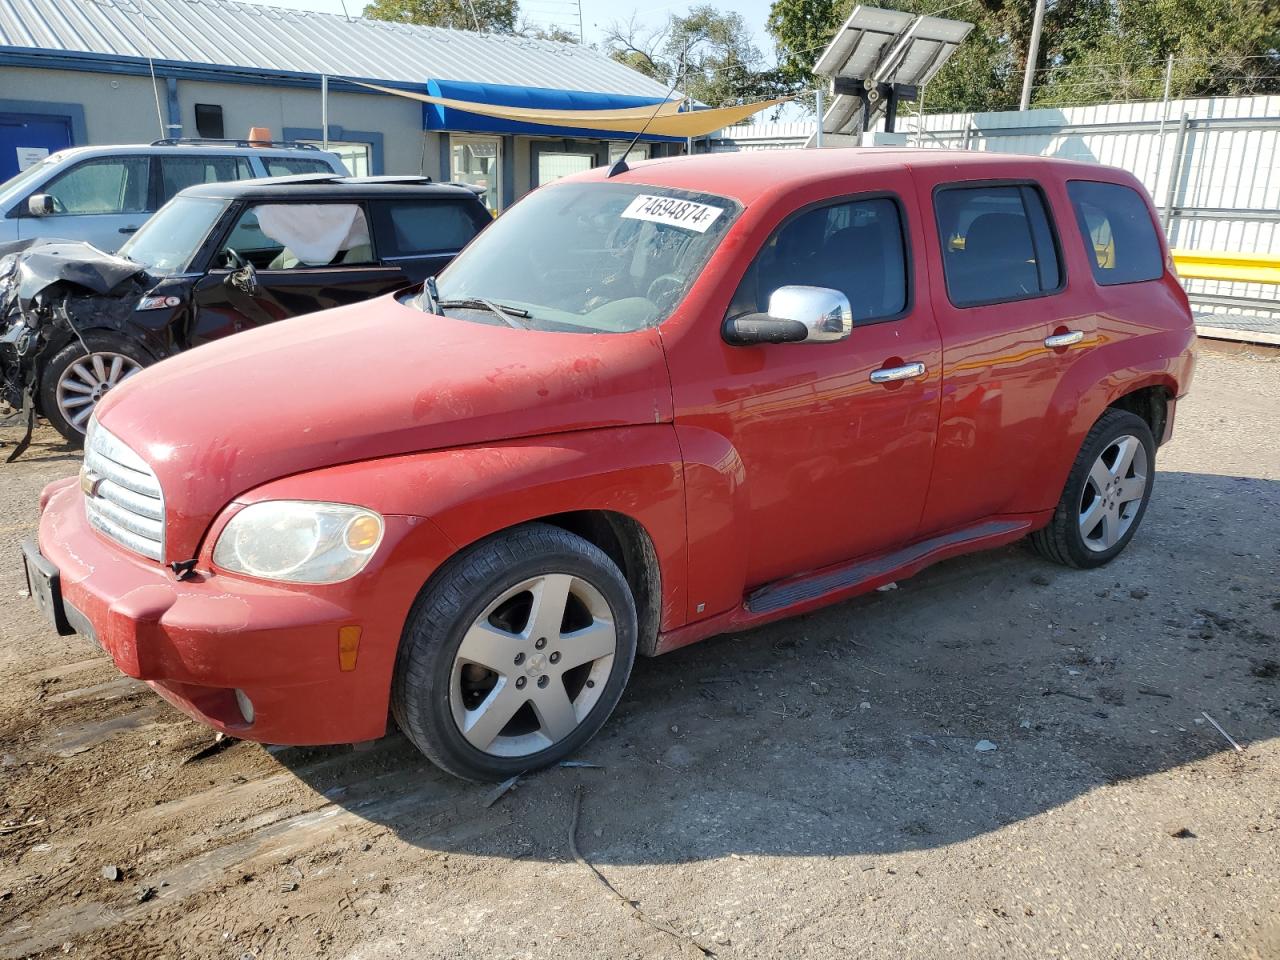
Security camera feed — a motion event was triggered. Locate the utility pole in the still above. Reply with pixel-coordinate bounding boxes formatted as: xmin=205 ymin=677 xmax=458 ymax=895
xmin=1019 ymin=0 xmax=1046 ymax=111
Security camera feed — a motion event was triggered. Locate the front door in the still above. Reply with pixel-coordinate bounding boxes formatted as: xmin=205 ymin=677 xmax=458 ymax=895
xmin=0 ymin=112 xmax=72 ymax=181
xmin=189 ymin=200 xmax=404 ymax=347
xmin=914 ymin=178 xmax=1091 ymax=534
xmin=669 ymin=184 xmax=943 ymax=594
xmin=19 ymin=155 xmax=150 ymax=251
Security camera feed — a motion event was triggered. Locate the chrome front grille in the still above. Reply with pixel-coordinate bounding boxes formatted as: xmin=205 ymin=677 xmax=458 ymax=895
xmin=82 ymin=420 xmax=165 ymax=562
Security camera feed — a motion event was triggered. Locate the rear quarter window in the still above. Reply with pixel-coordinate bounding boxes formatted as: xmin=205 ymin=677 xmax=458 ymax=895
xmin=370 ymin=199 xmax=488 ymax=258
xmin=1066 ymin=180 xmax=1164 ymax=285
xmin=264 ymin=157 xmax=337 ymax=176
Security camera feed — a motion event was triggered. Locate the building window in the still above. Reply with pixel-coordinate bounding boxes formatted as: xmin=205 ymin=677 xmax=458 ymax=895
xmin=536 ymin=151 xmax=596 ymax=186
xmin=451 ymin=135 xmax=502 ymax=214
xmin=301 ymin=140 xmax=371 ymax=178
xmin=608 ymin=143 xmax=648 ymax=165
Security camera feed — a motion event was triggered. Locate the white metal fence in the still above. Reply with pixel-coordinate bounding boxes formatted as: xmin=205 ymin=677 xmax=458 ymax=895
xmin=711 ymin=95 xmax=1280 ymax=339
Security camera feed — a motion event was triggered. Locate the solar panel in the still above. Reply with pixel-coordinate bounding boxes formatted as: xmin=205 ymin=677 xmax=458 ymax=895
xmin=814 ymin=5 xmax=973 ymax=138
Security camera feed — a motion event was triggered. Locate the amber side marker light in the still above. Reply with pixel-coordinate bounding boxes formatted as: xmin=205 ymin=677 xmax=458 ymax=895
xmin=346 ymin=515 xmax=381 ymax=551
xmin=338 ymin=626 xmax=362 ymax=672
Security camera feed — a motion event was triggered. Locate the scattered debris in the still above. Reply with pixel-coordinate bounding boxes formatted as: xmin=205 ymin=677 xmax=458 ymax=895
xmin=669 ymin=725 xmax=679 ymax=734
xmin=181 ymin=732 xmax=236 ymax=765
xmin=100 ymin=865 xmax=121 ymax=882
xmin=859 ymin=701 xmax=871 ymax=711
xmin=1042 ymin=687 xmax=1094 ymax=703
xmin=480 ymin=774 xmax=522 ymax=809
xmin=875 ymin=582 xmax=898 ymax=592
xmin=1201 ymin=711 xmax=1244 ymax=752
xmin=809 ymin=681 xmax=830 ymax=696
xmin=280 ymin=881 xmax=299 ymax=893
xmin=975 ymin=740 xmax=998 ymax=752
xmin=1169 ymin=827 xmax=1196 ymax=839
xmin=1129 ymin=587 xmax=1149 ymax=599
xmin=0 ymin=817 xmax=45 ymax=834
xmin=135 ymin=886 xmax=156 ymax=903
xmin=1250 ymin=660 xmax=1278 ymax=679
xmin=559 ymin=760 xmax=604 ymax=769
xmin=568 ymin=786 xmax=713 ymax=957
xmin=1030 ymin=573 xmax=1051 ymax=586
xmin=1137 ymin=687 xmax=1173 ymax=699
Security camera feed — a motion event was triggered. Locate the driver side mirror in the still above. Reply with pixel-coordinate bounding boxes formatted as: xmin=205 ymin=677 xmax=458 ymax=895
xmin=27 ymin=194 xmax=54 ymax=217
xmin=722 ymin=285 xmax=853 ymax=346
xmin=225 ymin=261 xmax=259 ymax=296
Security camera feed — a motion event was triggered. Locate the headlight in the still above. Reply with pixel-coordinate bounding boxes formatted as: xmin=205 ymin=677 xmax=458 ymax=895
xmin=212 ymin=501 xmax=384 ymax=584
xmin=137 ymin=295 xmax=181 ymax=311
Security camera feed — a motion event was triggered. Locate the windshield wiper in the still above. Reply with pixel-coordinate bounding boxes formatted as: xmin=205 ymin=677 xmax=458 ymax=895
xmin=436 ymin=297 xmax=531 ymax=329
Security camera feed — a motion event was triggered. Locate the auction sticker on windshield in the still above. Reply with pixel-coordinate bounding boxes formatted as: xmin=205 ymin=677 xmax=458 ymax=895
xmin=621 ymin=194 xmax=725 ymax=233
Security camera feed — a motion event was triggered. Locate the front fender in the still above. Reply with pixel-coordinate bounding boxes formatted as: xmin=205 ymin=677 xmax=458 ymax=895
xmin=224 ymin=425 xmax=689 ymax=633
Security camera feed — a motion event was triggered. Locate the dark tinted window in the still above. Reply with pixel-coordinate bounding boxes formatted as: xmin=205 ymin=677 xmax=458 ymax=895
xmin=728 ymin=196 xmax=909 ymax=324
xmin=1067 ymin=180 xmax=1163 ymax=285
xmin=264 ymin=157 xmax=335 ymax=176
xmin=159 ymin=156 xmax=253 ymax=202
xmin=934 ymin=184 xmax=1062 ymax=306
xmin=370 ymin=199 xmax=487 ymax=257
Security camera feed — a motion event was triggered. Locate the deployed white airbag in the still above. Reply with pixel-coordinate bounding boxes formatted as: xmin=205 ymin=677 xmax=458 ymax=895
xmin=255 ymin=204 xmax=369 ymax=266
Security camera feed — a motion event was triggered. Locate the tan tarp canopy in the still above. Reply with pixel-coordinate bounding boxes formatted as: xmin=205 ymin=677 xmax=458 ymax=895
xmin=352 ymin=80 xmax=790 ymax=137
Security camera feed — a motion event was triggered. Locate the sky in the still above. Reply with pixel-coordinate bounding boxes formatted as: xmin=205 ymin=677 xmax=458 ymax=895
xmin=237 ymin=0 xmax=781 ymax=63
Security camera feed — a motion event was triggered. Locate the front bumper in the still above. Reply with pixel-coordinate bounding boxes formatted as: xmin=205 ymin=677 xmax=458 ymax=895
xmin=34 ymin=477 xmax=446 ymax=745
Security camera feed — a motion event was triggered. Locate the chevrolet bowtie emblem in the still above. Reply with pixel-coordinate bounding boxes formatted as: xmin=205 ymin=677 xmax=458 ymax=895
xmin=79 ymin=468 xmax=104 ymax=499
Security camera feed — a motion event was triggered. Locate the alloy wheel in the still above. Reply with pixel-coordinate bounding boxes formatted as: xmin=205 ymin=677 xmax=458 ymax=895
xmin=449 ymin=573 xmax=617 ymax=758
xmin=55 ymin=352 xmax=142 ymax=434
xmin=1078 ymin=434 xmax=1149 ymax=552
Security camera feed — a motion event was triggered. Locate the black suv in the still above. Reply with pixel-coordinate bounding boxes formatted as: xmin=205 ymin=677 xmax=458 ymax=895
xmin=0 ymin=175 xmax=490 ymax=445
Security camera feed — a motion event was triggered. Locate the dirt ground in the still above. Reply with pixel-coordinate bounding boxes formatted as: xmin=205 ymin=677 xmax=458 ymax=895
xmin=0 ymin=346 xmax=1277 ymax=960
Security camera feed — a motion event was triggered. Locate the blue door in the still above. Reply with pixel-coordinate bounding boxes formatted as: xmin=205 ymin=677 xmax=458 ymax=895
xmin=0 ymin=113 xmax=73 ymax=181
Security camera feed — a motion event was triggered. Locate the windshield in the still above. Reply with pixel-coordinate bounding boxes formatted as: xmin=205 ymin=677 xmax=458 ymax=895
xmin=432 ymin=182 xmax=740 ymax=333
xmin=118 ymin=196 xmax=227 ymax=276
xmin=0 ymin=155 xmax=61 ymax=202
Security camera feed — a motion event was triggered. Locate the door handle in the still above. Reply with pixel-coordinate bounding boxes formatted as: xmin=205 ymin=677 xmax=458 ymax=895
xmin=1044 ymin=330 xmax=1084 ymax=349
xmin=118 ymin=226 xmax=139 ymax=235
xmin=869 ymin=361 xmax=926 ymax=384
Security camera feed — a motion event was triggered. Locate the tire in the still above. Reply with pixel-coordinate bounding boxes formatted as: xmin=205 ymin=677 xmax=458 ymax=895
xmin=1030 ymin=408 xmax=1156 ymax=569
xmin=38 ymin=332 xmax=152 ymax=446
xmin=392 ymin=523 xmax=638 ymax=782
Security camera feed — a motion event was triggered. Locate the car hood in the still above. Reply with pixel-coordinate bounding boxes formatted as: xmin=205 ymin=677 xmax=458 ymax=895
xmin=0 ymin=239 xmax=145 ymax=313
xmin=94 ymin=296 xmax=674 ymax=561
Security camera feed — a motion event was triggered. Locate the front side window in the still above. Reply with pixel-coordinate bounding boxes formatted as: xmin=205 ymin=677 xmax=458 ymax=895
xmin=434 ymin=182 xmax=739 ymax=333
xmin=371 ymin=199 xmax=487 ymax=257
xmin=158 ymin=156 xmax=254 ymax=203
xmin=41 ymin=157 xmax=149 ymax=215
xmin=728 ymin=196 xmax=909 ymax=324
xmin=934 ymin=184 xmax=1062 ymax=307
xmin=217 ymin=203 xmax=374 ymax=269
xmin=1067 ymin=180 xmax=1163 ymax=285
xmin=119 ymin=196 xmax=227 ymax=275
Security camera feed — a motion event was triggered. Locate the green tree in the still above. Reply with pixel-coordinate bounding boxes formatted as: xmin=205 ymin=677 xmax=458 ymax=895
xmin=605 ymin=5 xmax=785 ymax=107
xmin=362 ymin=0 xmax=518 ymax=33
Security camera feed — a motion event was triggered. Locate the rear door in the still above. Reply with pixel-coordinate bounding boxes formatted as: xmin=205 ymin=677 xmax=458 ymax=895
xmin=189 ymin=199 xmax=402 ymax=346
xmin=915 ymin=175 xmax=1091 ymax=533
xmin=18 ymin=155 xmax=151 ymax=250
xmin=367 ymin=196 xmax=490 ymax=280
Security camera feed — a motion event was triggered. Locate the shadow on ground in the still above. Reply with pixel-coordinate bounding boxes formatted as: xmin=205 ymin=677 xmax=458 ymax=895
xmin=272 ymin=470 xmax=1280 ymax=865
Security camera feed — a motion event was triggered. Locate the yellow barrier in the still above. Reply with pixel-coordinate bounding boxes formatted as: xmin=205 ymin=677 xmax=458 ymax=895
xmin=1171 ymin=249 xmax=1280 ymax=285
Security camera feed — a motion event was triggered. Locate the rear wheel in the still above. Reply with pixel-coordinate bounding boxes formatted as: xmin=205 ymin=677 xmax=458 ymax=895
xmin=1030 ymin=408 xmax=1155 ymax=568
xmin=392 ymin=523 xmax=637 ymax=782
xmin=39 ymin=333 xmax=151 ymax=445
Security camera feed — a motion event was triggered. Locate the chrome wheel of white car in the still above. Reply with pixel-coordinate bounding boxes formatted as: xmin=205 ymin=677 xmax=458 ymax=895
xmin=450 ymin=573 xmax=616 ymax=757
xmin=1078 ymin=434 xmax=1149 ymax=552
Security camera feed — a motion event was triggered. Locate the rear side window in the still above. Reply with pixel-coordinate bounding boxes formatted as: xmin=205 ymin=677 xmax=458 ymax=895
xmin=1067 ymin=181 xmax=1163 ymax=285
xmin=264 ymin=157 xmax=337 ymax=176
xmin=728 ymin=196 xmax=909 ymax=324
xmin=370 ymin=199 xmax=487 ymax=257
xmin=934 ymin=184 xmax=1062 ymax=307
xmin=158 ymin=156 xmax=254 ymax=203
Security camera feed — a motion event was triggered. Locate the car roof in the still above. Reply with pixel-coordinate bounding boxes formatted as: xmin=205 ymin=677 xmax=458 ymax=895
xmin=576 ymin=147 xmax=1130 ymax=205
xmin=177 ymin=175 xmax=485 ymax=202
xmin=45 ymin=143 xmax=338 ymax=161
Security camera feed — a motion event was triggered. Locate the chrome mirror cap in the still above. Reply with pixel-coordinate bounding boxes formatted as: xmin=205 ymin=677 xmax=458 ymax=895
xmin=766 ymin=285 xmax=852 ymax=343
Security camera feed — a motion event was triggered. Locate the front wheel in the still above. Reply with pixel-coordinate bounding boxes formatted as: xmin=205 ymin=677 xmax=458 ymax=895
xmin=38 ymin=333 xmax=151 ymax=445
xmin=1030 ymin=408 xmax=1156 ymax=568
xmin=392 ymin=524 xmax=638 ymax=782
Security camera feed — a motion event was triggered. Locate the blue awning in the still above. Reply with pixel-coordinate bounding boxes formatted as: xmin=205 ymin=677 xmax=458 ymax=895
xmin=423 ymin=79 xmax=682 ymax=141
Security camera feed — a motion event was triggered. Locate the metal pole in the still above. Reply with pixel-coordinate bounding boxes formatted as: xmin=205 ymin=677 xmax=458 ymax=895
xmin=1162 ymin=112 xmax=1190 ymax=233
xmin=321 ymin=74 xmax=329 ymax=150
xmin=1019 ymin=0 xmax=1046 ymax=111
xmin=577 ymin=0 xmax=584 ymax=43
xmin=815 ymin=86 xmax=824 ymax=148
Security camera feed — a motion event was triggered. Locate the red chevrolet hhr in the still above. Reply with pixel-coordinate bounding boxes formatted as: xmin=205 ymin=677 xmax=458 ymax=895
xmin=25 ymin=149 xmax=1194 ymax=781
